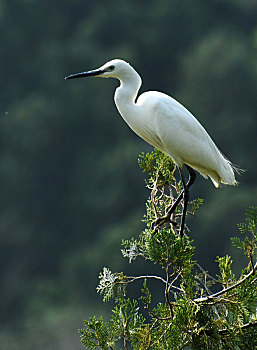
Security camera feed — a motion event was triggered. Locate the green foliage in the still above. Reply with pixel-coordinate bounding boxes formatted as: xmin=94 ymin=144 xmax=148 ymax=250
xmin=231 ymin=206 xmax=257 ymax=269
xmin=216 ymin=255 xmax=236 ymax=287
xmin=138 ymin=149 xmax=175 ymax=185
xmin=79 ymin=299 xmax=146 ymax=349
xmin=80 ymin=150 xmax=257 ymax=349
xmin=79 ymin=316 xmax=111 ymax=350
xmin=140 ymin=279 xmax=151 ymax=307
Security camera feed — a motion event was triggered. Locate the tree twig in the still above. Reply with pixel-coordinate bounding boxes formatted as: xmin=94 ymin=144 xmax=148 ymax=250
xmin=165 ymin=266 xmax=174 ymax=318
xmin=126 ymin=274 xmax=166 ymax=284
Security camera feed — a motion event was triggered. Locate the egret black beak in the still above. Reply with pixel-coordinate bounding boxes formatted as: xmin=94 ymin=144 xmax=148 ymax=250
xmin=65 ymin=68 xmax=103 ymax=80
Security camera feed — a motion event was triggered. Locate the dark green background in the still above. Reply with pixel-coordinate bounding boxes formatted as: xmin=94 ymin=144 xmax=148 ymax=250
xmin=0 ymin=0 xmax=256 ymax=348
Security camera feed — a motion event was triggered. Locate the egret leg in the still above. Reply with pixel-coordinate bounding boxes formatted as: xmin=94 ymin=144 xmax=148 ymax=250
xmin=152 ymin=165 xmax=196 ymax=235
xmin=179 ymin=165 xmax=196 ymax=236
xmin=166 ymin=165 xmax=196 ymax=218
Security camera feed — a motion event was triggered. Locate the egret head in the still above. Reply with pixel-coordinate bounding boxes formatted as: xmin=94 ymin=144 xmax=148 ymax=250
xmin=65 ymin=59 xmax=133 ymax=80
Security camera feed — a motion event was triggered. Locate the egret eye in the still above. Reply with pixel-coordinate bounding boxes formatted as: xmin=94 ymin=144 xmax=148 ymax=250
xmin=108 ymin=65 xmax=115 ymax=71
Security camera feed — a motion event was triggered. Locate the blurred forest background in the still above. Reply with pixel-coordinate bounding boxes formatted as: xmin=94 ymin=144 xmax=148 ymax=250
xmin=0 ymin=0 xmax=256 ymax=349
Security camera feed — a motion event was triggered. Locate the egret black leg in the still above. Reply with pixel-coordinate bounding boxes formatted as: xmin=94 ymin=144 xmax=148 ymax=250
xmin=165 ymin=165 xmax=196 ymax=220
xmin=185 ymin=164 xmax=196 ymax=190
xmin=178 ymin=165 xmax=196 ymax=236
xmin=152 ymin=164 xmax=196 ymax=233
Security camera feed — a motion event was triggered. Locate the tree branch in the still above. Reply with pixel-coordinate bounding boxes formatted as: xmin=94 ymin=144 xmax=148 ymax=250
xmin=194 ymin=261 xmax=257 ymax=303
xmin=218 ymin=320 xmax=257 ymax=335
xmin=145 ymin=305 xmax=172 ymax=321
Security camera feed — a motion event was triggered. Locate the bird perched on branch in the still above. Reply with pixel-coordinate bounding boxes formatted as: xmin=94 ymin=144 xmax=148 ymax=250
xmin=65 ymin=59 xmax=239 ymax=236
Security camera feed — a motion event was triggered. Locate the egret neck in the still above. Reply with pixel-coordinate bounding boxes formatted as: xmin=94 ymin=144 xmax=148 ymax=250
xmin=114 ymin=69 xmax=142 ymax=129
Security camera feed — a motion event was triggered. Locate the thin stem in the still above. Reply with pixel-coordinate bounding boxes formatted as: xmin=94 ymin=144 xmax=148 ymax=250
xmin=151 ymin=174 xmax=159 ymax=219
xmin=167 ymin=271 xmax=182 ymax=294
xmin=151 ymin=322 xmax=172 ymax=347
xmin=250 ymin=252 xmax=255 ymax=273
xmin=195 ymin=262 xmax=220 ymax=283
xmin=165 ymin=266 xmax=174 ymax=318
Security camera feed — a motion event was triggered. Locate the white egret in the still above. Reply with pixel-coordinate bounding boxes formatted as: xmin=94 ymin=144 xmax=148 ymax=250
xmin=65 ymin=59 xmax=238 ymax=236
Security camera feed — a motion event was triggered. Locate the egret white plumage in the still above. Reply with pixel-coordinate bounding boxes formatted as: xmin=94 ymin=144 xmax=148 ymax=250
xmin=65 ymin=59 xmax=238 ymax=236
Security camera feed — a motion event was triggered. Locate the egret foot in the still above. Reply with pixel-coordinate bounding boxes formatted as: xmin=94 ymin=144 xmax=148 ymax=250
xmin=151 ymin=215 xmax=178 ymax=232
